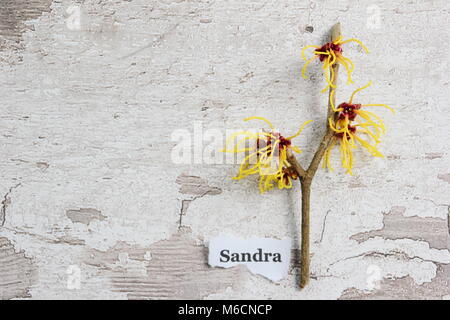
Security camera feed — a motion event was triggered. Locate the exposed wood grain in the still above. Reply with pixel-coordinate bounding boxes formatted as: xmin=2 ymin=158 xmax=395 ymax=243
xmin=0 ymin=0 xmax=52 ymax=40
xmin=0 ymin=237 xmax=37 ymax=299
xmin=66 ymin=208 xmax=107 ymax=225
xmin=84 ymin=229 xmax=249 ymax=300
xmin=351 ymin=206 xmax=450 ymax=250
xmin=340 ymin=264 xmax=450 ymax=300
xmin=0 ymin=0 xmax=449 ymax=300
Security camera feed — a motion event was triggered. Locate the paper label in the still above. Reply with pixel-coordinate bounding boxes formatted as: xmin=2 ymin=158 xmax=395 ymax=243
xmin=208 ymin=236 xmax=291 ymax=282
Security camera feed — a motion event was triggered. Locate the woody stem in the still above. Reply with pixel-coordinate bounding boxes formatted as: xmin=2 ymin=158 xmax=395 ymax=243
xmin=299 ymin=177 xmax=311 ymax=288
xmin=294 ymin=22 xmax=341 ymax=289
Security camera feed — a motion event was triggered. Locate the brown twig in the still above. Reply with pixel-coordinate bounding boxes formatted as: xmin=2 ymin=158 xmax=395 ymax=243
xmin=288 ymin=22 xmax=341 ymax=288
xmin=286 ymin=149 xmax=306 ymax=178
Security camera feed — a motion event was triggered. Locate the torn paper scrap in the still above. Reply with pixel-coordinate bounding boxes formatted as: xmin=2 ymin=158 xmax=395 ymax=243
xmin=208 ymin=236 xmax=291 ymax=282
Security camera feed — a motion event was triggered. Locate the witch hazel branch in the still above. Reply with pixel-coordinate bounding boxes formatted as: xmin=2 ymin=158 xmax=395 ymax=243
xmin=221 ymin=23 xmax=394 ymax=288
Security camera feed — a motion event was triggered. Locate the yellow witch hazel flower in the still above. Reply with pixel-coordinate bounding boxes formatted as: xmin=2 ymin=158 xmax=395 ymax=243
xmin=222 ymin=117 xmax=312 ymax=193
xmin=323 ymin=81 xmax=395 ymax=174
xmin=301 ymin=36 xmax=369 ymax=92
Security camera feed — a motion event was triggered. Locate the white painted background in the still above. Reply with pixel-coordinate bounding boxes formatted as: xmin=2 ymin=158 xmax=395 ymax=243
xmin=0 ymin=0 xmax=449 ymax=299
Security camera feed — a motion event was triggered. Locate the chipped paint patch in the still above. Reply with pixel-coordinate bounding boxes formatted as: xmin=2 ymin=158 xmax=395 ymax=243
xmin=339 ymin=264 xmax=450 ymax=300
xmin=66 ymin=208 xmax=106 ymax=225
xmin=83 ymin=229 xmax=249 ymax=299
xmin=425 ymin=153 xmax=443 ymax=160
xmin=0 ymin=0 xmax=448 ymax=299
xmin=0 ymin=0 xmax=53 ymax=42
xmin=36 ymin=162 xmax=49 ymax=171
xmin=351 ymin=206 xmax=449 ymax=250
xmin=176 ymin=174 xmax=222 ymax=229
xmin=176 ymin=174 xmax=222 ymax=196
xmin=0 ymin=183 xmax=21 ymax=227
xmin=438 ymin=174 xmax=450 ymax=184
xmin=0 ymin=237 xmax=37 ymax=299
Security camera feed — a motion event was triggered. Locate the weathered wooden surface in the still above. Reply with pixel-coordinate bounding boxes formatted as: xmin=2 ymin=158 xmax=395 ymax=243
xmin=0 ymin=0 xmax=449 ymax=299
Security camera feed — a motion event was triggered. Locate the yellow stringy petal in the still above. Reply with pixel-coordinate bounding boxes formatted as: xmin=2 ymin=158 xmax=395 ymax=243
xmin=323 ymin=138 xmax=336 ymax=171
xmin=223 ymin=117 xmax=312 ymax=193
xmin=234 ymin=151 xmax=262 ymax=179
xmin=258 ymin=175 xmax=268 ymax=193
xmin=354 ymin=135 xmax=383 ymax=158
xmin=357 ymin=128 xmax=381 ymax=143
xmin=336 ymin=54 xmax=353 ymax=84
xmin=329 ymin=90 xmax=342 ymax=112
xmin=321 ymin=73 xmax=332 ymax=92
xmin=337 ymin=54 xmax=355 ymax=73
xmin=286 ymin=120 xmax=313 ymax=140
xmin=320 ymin=54 xmax=336 ymax=93
xmin=357 ymin=122 xmax=382 ymax=141
xmin=337 ymin=38 xmax=370 ymax=53
xmin=244 ymin=116 xmax=274 ymax=129
xmin=223 ymin=133 xmax=260 ymax=153
xmin=340 ymin=135 xmax=353 ymax=175
xmin=301 ymin=55 xmax=318 ymax=79
xmin=258 ymin=141 xmax=281 ymax=177
xmin=349 ymin=81 xmax=372 ymax=104
xmin=360 ymin=110 xmax=386 ymax=131
xmin=262 ymin=174 xmax=276 ymax=193
xmin=363 ymin=104 xmax=395 ymax=114
xmin=329 ymin=118 xmax=346 ymax=133
xmin=222 ymin=131 xmax=254 ymax=153
xmin=315 ymin=51 xmax=330 ymax=55
xmin=301 ymin=45 xmax=320 ymax=60
xmin=291 ymin=146 xmax=302 ymax=153
xmin=356 ymin=110 xmax=385 ymax=134
xmin=332 ymin=35 xmax=343 ymax=45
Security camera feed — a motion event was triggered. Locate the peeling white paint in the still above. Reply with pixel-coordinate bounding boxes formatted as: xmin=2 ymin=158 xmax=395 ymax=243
xmin=0 ymin=0 xmax=449 ymax=299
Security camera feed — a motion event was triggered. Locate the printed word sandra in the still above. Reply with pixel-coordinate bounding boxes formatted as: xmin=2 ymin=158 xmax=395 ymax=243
xmin=220 ymin=248 xmax=282 ymax=263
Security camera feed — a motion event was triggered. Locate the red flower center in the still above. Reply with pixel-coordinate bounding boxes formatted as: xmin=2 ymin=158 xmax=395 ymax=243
xmin=277 ymin=167 xmax=298 ymax=181
xmin=278 ymin=135 xmax=292 ymax=148
xmin=338 ymin=102 xmax=361 ymax=121
xmin=315 ymin=42 xmax=342 ymax=62
xmin=256 ymin=132 xmax=291 ymax=154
